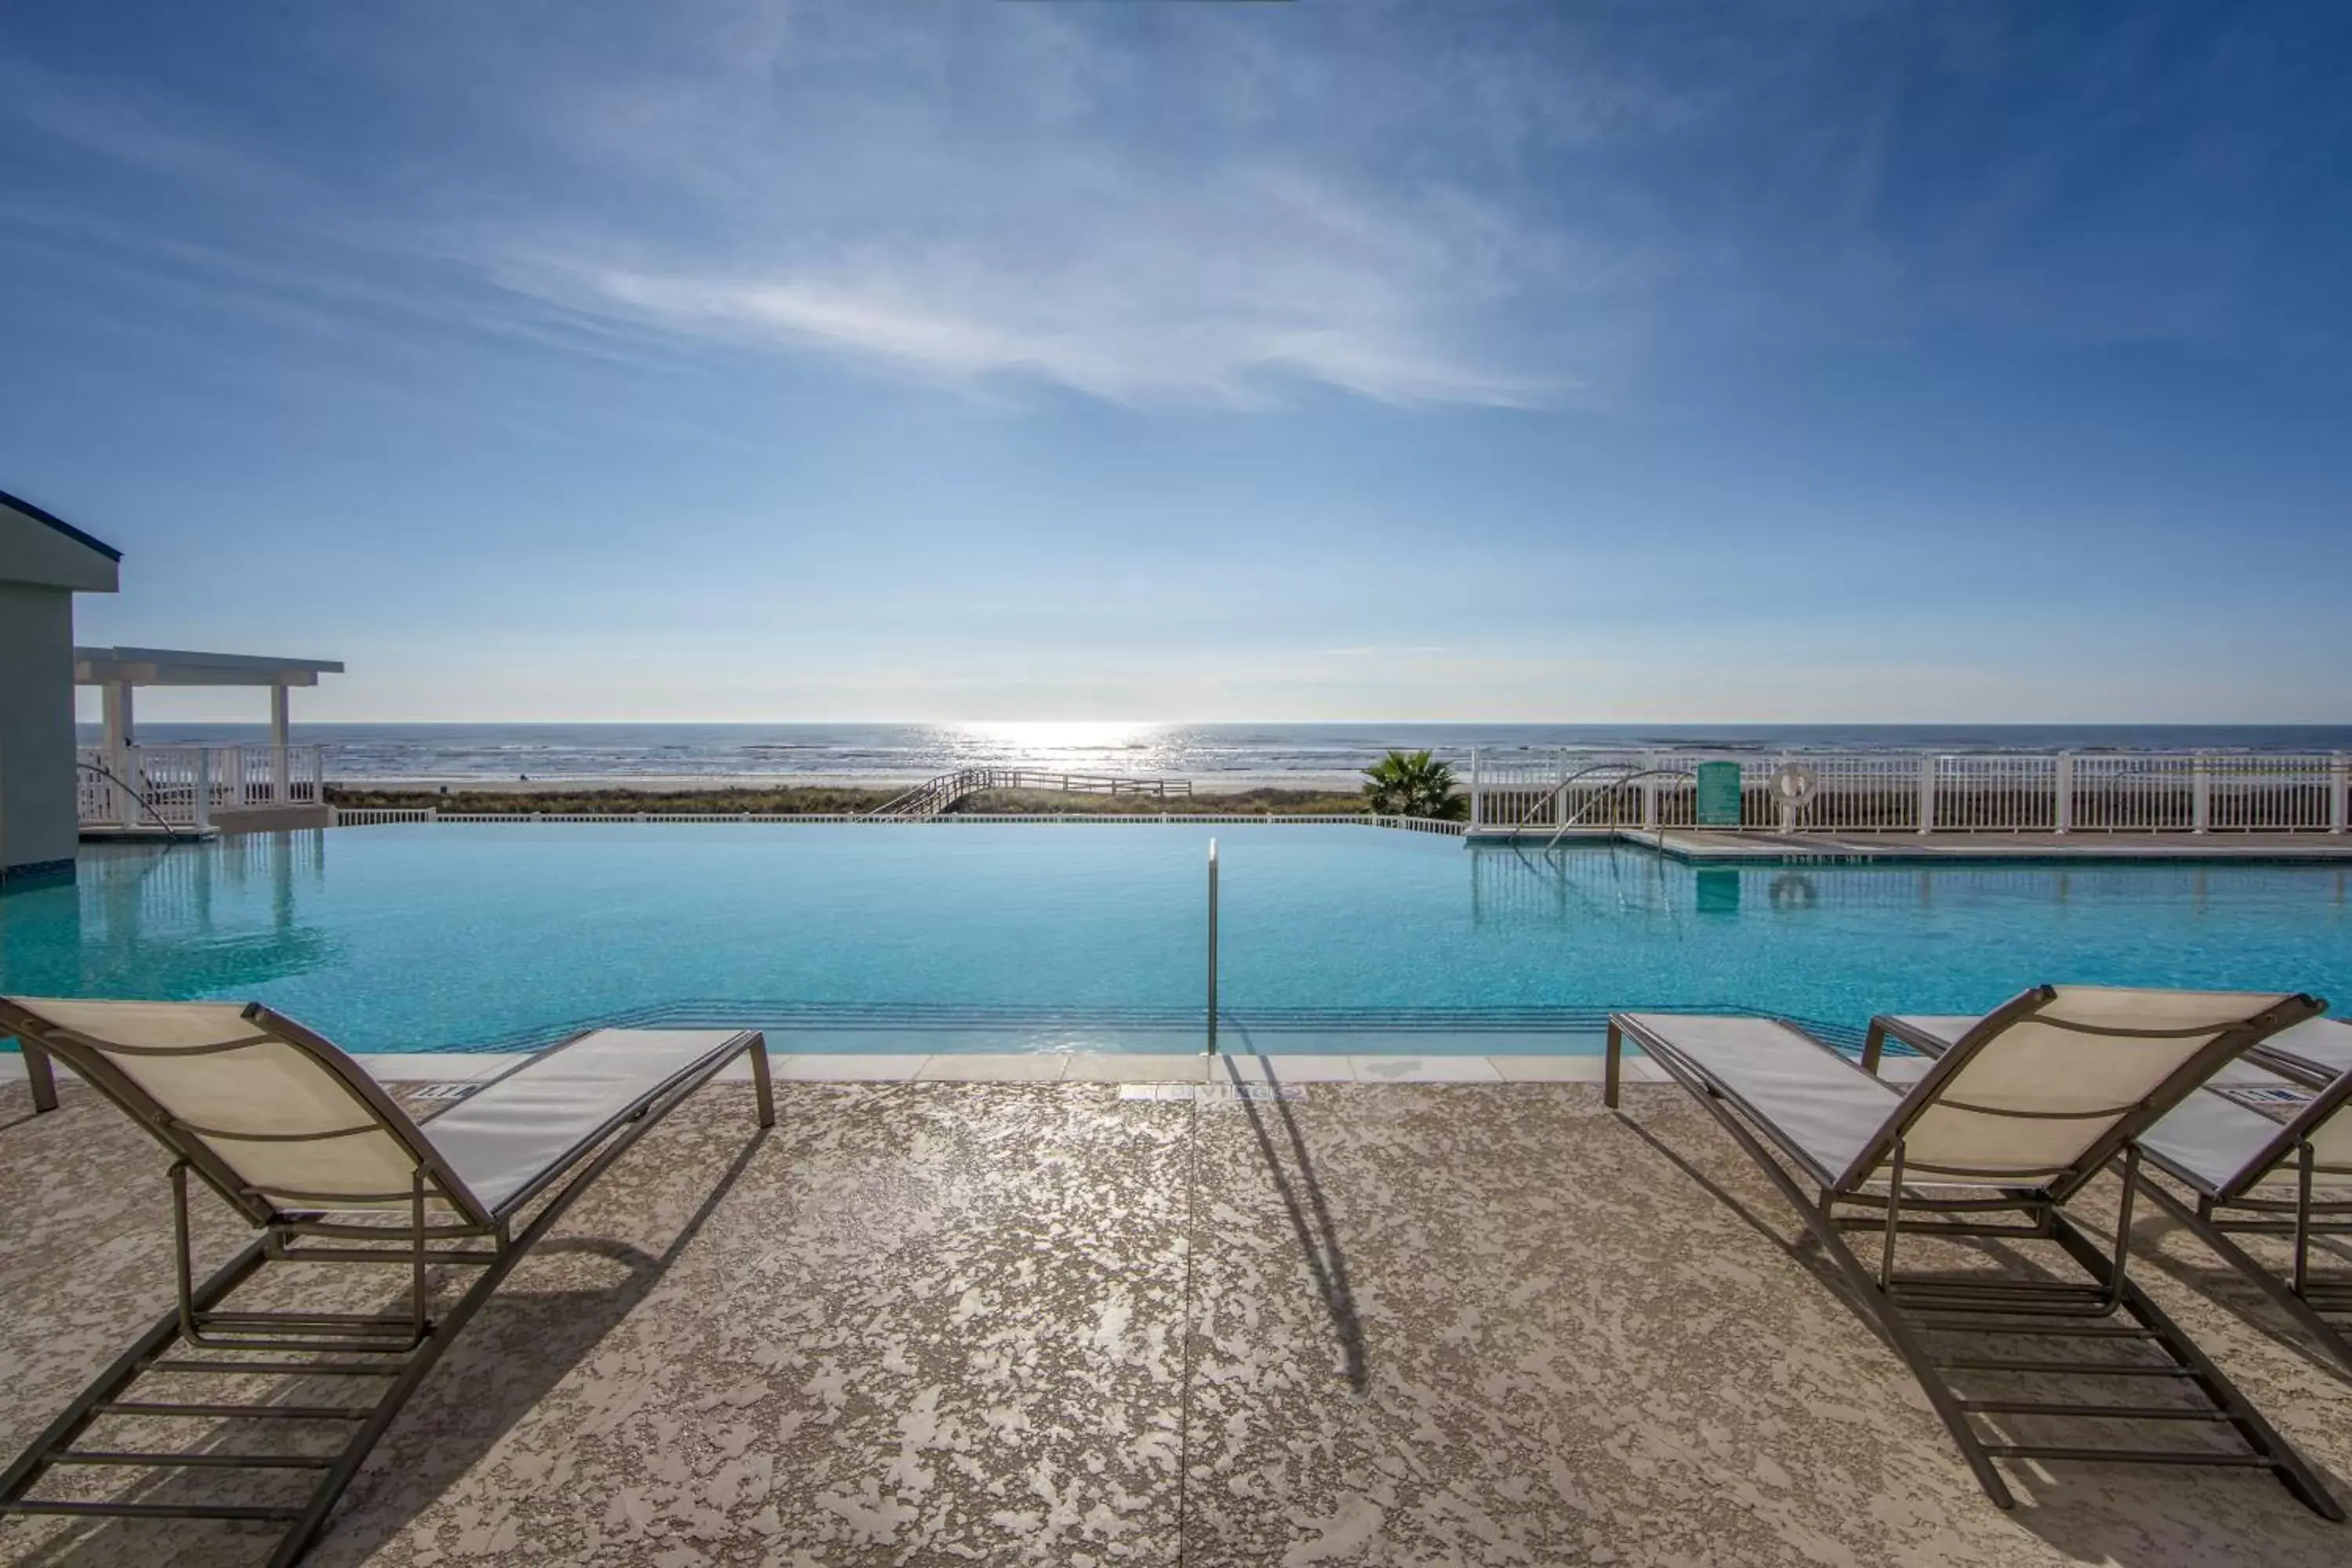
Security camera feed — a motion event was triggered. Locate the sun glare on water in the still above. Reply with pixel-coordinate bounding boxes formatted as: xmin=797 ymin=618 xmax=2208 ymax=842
xmin=944 ymin=722 xmax=1172 ymax=771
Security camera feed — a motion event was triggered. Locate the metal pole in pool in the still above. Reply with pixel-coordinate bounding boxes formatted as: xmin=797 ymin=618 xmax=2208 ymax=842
xmin=1207 ymin=837 xmax=1219 ymax=1056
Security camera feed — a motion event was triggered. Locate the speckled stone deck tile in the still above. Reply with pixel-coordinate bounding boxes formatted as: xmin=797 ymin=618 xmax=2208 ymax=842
xmin=1210 ymin=1055 xmax=1360 ymax=1085
xmin=1059 ymin=1055 xmax=1210 ymax=1084
xmin=912 ymin=1055 xmax=1072 ymax=1083
xmin=2 ymin=1075 xmax=2348 ymax=1567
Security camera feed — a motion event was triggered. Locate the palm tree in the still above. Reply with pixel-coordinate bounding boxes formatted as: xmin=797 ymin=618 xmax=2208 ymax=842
xmin=1361 ymin=749 xmax=1465 ymax=819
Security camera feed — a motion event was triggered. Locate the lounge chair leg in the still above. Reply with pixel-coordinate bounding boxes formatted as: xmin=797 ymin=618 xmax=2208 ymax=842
xmin=0 ymin=1238 xmax=270 ymax=1512
xmin=1849 ymin=1283 xmax=2016 ymax=1504
xmin=266 ymin=1267 xmax=495 ymax=1568
xmin=1860 ymin=1022 xmax=1885 ymax=1076
xmin=750 ymin=1034 xmax=775 ymax=1129
xmin=22 ymin=1041 xmax=58 ymax=1113
xmin=411 ymin=1171 xmax=430 ymax=1345
xmin=1646 ymin=1058 xmax=2016 ymax=1507
xmin=1797 ymin=1192 xmax=2016 ymax=1510
xmin=1603 ymin=1021 xmax=1622 ymax=1109
xmin=2293 ymin=1144 xmax=2315 ymax=1300
xmin=2136 ymin=1176 xmax=2352 ymax=1380
xmin=2049 ymin=1213 xmax=2343 ymax=1520
xmin=1879 ymin=1142 xmax=1906 ymax=1286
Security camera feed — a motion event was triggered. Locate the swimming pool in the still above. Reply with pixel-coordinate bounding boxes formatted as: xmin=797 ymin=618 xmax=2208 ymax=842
xmin=2 ymin=825 xmax=2346 ymax=1054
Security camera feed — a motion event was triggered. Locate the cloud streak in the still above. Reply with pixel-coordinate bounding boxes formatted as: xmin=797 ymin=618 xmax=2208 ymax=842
xmin=9 ymin=1 xmax=2321 ymax=421
xmin=522 ymin=183 xmax=1572 ymax=411
xmin=0 ymin=2 xmax=1679 ymax=412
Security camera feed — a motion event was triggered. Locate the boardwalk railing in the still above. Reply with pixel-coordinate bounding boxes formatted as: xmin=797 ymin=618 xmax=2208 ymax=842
xmin=1469 ymin=749 xmax=2352 ymax=836
xmin=866 ymin=768 xmax=1194 ymax=820
xmin=78 ymin=745 xmax=326 ymax=830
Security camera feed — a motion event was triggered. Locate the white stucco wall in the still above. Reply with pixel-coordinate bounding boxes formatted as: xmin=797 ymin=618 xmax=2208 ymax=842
xmin=0 ymin=582 xmax=81 ymax=878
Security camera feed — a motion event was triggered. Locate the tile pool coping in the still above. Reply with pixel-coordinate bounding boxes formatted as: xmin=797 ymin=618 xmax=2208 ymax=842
xmin=1 ymin=1048 xmax=1674 ymax=1089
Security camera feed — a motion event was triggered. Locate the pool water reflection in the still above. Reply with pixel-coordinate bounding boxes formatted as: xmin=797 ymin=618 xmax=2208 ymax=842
xmin=0 ymin=826 xmax=2344 ymax=1054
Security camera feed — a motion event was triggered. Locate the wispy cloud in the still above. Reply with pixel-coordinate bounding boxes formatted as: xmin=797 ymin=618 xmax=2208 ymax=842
xmin=10 ymin=1 xmax=2306 ymax=420
xmin=0 ymin=56 xmax=284 ymax=191
xmin=0 ymin=2 xmax=1608 ymax=411
xmin=503 ymin=169 xmax=1573 ymax=409
xmin=434 ymin=4 xmax=1600 ymax=409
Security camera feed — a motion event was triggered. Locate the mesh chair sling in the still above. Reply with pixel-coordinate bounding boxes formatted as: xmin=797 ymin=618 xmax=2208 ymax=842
xmin=1608 ymin=985 xmax=2336 ymax=1515
xmin=0 ymin=996 xmax=773 ymax=1566
xmin=1873 ymin=1013 xmax=2352 ymax=1378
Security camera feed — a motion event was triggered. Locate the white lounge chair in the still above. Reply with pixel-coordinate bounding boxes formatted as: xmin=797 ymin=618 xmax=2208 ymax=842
xmin=0 ymin=996 xmax=773 ymax=1566
xmin=2251 ymin=1014 xmax=2352 ymax=1086
xmin=1872 ymin=1013 xmax=2352 ymax=1377
xmin=1607 ymin=985 xmax=2336 ymax=1515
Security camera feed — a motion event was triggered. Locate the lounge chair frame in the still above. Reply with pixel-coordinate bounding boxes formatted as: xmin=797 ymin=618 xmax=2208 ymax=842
xmin=17 ymin=1037 xmax=59 ymax=1114
xmin=1610 ymin=993 xmax=2339 ymax=1518
xmin=1875 ymin=1014 xmax=2352 ymax=1377
xmin=0 ymin=1001 xmax=773 ymax=1566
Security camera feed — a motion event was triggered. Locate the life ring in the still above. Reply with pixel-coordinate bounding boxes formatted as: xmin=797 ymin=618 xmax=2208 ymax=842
xmin=1769 ymin=761 xmax=1818 ymax=808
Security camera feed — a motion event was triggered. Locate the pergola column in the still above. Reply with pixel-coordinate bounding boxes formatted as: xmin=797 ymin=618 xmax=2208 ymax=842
xmin=270 ymin=684 xmax=291 ymax=804
xmin=102 ymin=680 xmax=136 ymax=826
xmin=71 ymin=646 xmax=342 ymax=829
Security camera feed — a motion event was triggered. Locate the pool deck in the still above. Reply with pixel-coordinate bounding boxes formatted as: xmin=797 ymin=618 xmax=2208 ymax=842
xmin=2 ymin=1050 xmax=1660 ymax=1094
xmin=5 ymin=1070 xmax=2350 ymax=1566
xmin=1470 ymin=827 xmax=2352 ymax=863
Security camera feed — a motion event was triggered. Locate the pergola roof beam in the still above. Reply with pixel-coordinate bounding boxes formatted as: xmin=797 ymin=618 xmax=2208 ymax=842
xmin=73 ymin=647 xmax=345 ymax=688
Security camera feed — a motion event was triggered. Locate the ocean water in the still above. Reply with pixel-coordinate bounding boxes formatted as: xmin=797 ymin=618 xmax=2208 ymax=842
xmin=2 ymin=825 xmax=2344 ymax=1054
xmin=77 ymin=721 xmax=2352 ymax=785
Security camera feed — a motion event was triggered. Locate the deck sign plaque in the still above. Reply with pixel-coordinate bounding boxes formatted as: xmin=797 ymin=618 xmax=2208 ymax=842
xmin=1695 ymin=760 xmax=1743 ymax=826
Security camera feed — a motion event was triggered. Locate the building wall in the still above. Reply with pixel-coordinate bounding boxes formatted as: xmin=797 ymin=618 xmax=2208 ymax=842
xmin=0 ymin=503 xmax=119 ymax=594
xmin=0 ymin=582 xmax=80 ymax=883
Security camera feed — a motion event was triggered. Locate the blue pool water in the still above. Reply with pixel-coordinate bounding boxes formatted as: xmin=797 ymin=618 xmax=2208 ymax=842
xmin=2 ymin=826 xmax=2347 ymax=1054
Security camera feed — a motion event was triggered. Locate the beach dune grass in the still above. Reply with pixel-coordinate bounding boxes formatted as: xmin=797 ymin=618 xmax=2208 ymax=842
xmin=325 ymin=785 xmax=903 ymax=815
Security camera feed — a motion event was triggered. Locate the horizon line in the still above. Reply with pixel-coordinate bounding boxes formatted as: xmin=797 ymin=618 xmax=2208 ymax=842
xmin=77 ymin=717 xmax=2352 ymax=729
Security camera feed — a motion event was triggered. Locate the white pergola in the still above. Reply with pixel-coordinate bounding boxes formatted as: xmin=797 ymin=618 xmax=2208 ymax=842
xmin=74 ymin=646 xmax=344 ymax=808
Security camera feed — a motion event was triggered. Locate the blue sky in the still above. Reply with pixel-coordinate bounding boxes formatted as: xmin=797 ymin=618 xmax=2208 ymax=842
xmin=5 ymin=1 xmax=2348 ymax=723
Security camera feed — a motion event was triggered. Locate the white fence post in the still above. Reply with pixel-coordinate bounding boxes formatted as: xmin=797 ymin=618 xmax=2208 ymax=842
xmin=1640 ymin=750 xmax=1661 ymax=833
xmin=1917 ymin=754 xmax=1936 ymax=835
xmin=2054 ymin=753 xmax=2074 ymax=835
xmin=2332 ymin=753 xmax=2348 ymax=836
xmin=1469 ymin=748 xmax=1482 ymax=831
xmin=2191 ymin=755 xmax=2211 ymax=834
xmin=191 ymin=748 xmax=212 ymax=831
xmin=118 ymin=746 xmax=143 ymax=829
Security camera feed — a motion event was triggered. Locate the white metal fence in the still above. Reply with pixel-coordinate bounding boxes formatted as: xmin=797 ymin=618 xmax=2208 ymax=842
xmin=1468 ymin=749 xmax=2352 ymax=836
xmin=302 ymin=750 xmax=2352 ymax=840
xmin=78 ymin=744 xmax=327 ymax=829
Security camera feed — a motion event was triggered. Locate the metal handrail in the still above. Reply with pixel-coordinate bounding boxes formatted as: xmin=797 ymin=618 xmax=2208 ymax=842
xmin=1505 ymin=760 xmax=1642 ymax=833
xmin=74 ymin=760 xmax=194 ymax=842
xmin=1547 ymin=768 xmax=1697 ymax=850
